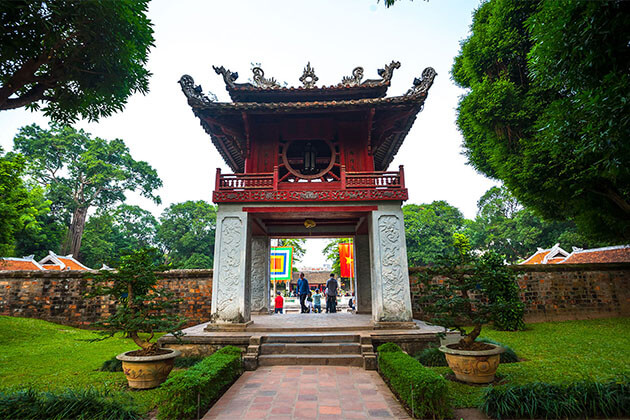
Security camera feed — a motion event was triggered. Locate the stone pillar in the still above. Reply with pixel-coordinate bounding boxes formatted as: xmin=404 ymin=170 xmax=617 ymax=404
xmin=355 ymin=234 xmax=372 ymax=314
xmin=250 ymin=235 xmax=270 ymax=314
xmin=207 ymin=206 xmax=252 ymax=329
xmin=368 ymin=204 xmax=414 ymax=325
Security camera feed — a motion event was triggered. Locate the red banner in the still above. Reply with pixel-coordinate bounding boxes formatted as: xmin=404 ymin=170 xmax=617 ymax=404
xmin=339 ymin=243 xmax=355 ymax=278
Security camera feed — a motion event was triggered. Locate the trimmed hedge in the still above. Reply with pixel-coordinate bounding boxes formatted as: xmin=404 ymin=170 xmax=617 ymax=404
xmin=0 ymin=388 xmax=141 ymax=420
xmin=156 ymin=346 xmax=243 ymax=420
xmin=415 ymin=338 xmax=518 ymax=367
xmin=481 ymin=378 xmax=630 ymax=419
xmin=377 ymin=343 xmax=450 ymax=419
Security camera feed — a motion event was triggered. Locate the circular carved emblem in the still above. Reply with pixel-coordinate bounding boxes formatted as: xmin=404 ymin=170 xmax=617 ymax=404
xmin=281 ymin=139 xmax=336 ymax=180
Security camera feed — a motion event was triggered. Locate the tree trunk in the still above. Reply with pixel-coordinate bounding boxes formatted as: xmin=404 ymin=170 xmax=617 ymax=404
xmin=63 ymin=207 xmax=88 ymax=257
xmin=460 ymin=324 xmax=482 ymax=348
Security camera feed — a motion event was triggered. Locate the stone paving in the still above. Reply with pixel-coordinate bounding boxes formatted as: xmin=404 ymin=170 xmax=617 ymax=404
xmin=202 ymin=365 xmax=411 ymax=419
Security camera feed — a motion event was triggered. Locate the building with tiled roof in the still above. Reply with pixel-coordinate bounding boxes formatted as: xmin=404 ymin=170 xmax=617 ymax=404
xmin=0 ymin=256 xmax=44 ymax=270
xmin=520 ymin=244 xmax=569 ymax=265
xmin=38 ymin=251 xmax=90 ymax=271
xmin=561 ymin=245 xmax=630 ymax=264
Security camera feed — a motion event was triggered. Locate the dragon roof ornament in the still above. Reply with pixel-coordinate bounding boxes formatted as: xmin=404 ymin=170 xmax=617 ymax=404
xmin=179 ymin=75 xmax=217 ymax=106
xmin=405 ymin=67 xmax=438 ymax=97
xmin=252 ymin=67 xmax=281 ymax=89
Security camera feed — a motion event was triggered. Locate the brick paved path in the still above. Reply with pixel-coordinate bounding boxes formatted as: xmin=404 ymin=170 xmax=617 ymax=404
xmin=202 ymin=366 xmax=411 ymax=419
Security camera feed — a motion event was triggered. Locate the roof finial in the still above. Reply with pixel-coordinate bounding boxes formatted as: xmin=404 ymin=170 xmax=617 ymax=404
xmin=299 ymin=62 xmax=318 ymax=88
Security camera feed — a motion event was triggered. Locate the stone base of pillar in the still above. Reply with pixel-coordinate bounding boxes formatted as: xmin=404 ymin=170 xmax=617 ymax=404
xmin=356 ymin=310 xmax=372 ymax=315
xmin=251 ymin=309 xmax=271 ymax=315
xmin=204 ymin=320 xmax=253 ymax=332
xmin=372 ymin=321 xmax=418 ymax=330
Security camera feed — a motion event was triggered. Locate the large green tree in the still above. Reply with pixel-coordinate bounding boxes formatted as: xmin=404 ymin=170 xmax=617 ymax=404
xmin=0 ymin=147 xmax=50 ymax=255
xmin=80 ymin=204 xmax=158 ymax=269
xmin=453 ymin=0 xmax=630 ymax=241
xmin=157 ymin=201 xmax=216 ymax=269
xmin=0 ymin=0 xmax=154 ymax=122
xmin=403 ymin=201 xmax=466 ymax=266
xmin=467 ymin=186 xmax=606 ymax=263
xmin=14 ymin=124 xmax=162 ymax=258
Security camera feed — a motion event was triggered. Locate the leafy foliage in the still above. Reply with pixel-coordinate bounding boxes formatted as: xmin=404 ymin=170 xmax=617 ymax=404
xmin=87 ymin=248 xmax=186 ymax=353
xmin=453 ymin=0 xmax=630 ymax=241
xmin=418 ymin=234 xmax=524 ymax=348
xmin=14 ymin=124 xmax=162 ymax=258
xmin=0 ymin=388 xmax=141 ymax=420
xmin=466 ymin=186 xmax=607 ymax=263
xmin=156 ymin=346 xmax=242 ymax=420
xmin=276 ymin=238 xmax=306 ymax=264
xmin=403 ymin=202 xmax=466 ymax=266
xmin=81 ymin=204 xmax=158 ymax=269
xmin=0 ymin=147 xmax=50 ymax=256
xmin=481 ymin=378 xmax=630 ymax=420
xmin=157 ymin=201 xmax=216 ymax=269
xmin=0 ymin=0 xmax=154 ymax=122
xmin=98 ymin=355 xmax=203 ymax=372
xmin=377 ymin=343 xmax=451 ymax=419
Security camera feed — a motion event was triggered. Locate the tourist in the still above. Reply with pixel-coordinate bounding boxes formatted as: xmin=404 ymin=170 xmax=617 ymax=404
xmin=297 ymin=272 xmax=309 ymax=313
xmin=274 ymin=292 xmax=284 ymax=314
xmin=348 ymin=292 xmax=355 ymax=311
xmin=307 ymin=291 xmax=314 ymax=313
xmin=326 ymin=273 xmax=338 ymax=313
xmin=313 ymin=288 xmax=322 ymax=313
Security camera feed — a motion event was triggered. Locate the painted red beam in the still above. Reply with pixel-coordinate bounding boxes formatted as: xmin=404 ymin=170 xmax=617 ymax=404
xmin=242 ymin=206 xmax=378 ymax=213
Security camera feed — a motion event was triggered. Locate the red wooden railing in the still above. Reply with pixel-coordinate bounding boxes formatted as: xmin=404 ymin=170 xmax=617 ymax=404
xmin=215 ymin=165 xmax=405 ymax=191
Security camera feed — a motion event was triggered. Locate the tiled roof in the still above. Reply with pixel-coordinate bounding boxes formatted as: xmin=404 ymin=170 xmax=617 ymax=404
xmin=0 ymin=258 xmax=43 ymax=270
xmin=561 ymin=245 xmax=630 ymax=264
xmin=520 ymin=244 xmax=569 ymax=265
xmin=39 ymin=251 xmax=90 ymax=270
xmin=179 ymin=65 xmax=437 ymax=173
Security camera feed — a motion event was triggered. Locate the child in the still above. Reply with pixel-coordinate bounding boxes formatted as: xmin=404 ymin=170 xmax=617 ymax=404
xmin=306 ymin=291 xmax=314 ymax=313
xmin=313 ymin=288 xmax=322 ymax=313
xmin=274 ymin=291 xmax=284 ymax=314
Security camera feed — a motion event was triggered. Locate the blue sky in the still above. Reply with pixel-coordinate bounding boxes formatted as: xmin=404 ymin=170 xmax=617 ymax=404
xmin=0 ymin=0 xmax=494 ymax=267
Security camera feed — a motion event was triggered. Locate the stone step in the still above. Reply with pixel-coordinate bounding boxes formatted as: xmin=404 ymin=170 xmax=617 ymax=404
xmin=258 ymin=354 xmax=364 ymax=367
xmin=263 ymin=334 xmax=359 ymax=344
xmin=260 ymin=342 xmax=361 ymax=355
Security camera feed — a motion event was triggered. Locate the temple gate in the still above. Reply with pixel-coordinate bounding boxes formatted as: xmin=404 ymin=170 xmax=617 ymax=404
xmin=179 ymin=61 xmax=436 ymax=329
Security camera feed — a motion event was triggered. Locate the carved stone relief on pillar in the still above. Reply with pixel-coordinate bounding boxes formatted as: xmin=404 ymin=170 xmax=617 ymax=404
xmin=377 ymin=215 xmax=410 ymax=320
xmin=250 ymin=236 xmax=270 ymax=313
xmin=214 ymin=216 xmax=244 ymax=322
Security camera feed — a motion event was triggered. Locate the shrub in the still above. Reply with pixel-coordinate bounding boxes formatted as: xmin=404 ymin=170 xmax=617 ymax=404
xmin=157 ymin=346 xmax=243 ymax=420
xmin=377 ymin=342 xmax=403 ymax=353
xmin=415 ymin=346 xmax=448 ymax=367
xmin=0 ymin=388 xmax=141 ymax=420
xmin=481 ymin=378 xmax=630 ymax=419
xmin=378 ymin=343 xmax=450 ymax=419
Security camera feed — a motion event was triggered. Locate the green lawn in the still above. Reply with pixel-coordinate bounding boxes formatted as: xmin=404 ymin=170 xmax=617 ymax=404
xmin=433 ymin=317 xmax=630 ymax=407
xmin=2 ymin=316 xmax=629 ymax=413
xmin=0 ymin=316 xmax=166 ymax=414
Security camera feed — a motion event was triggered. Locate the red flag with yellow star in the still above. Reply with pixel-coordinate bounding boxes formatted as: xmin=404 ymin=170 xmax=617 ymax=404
xmin=339 ymin=243 xmax=355 ymax=278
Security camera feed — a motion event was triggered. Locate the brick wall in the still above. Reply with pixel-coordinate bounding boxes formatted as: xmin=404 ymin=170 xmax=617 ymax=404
xmin=410 ymin=263 xmax=630 ymax=323
xmin=0 ymin=269 xmax=212 ymax=328
xmin=2 ymin=264 xmax=629 ymax=328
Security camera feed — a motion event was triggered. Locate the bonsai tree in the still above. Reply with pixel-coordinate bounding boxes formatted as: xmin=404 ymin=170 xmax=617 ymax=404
xmin=88 ymin=247 xmax=186 ymax=355
xmin=419 ymin=233 xmax=524 ymax=350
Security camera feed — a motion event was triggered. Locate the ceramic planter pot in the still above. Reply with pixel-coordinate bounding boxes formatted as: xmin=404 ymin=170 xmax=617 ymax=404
xmin=116 ymin=348 xmax=181 ymax=389
xmin=439 ymin=343 xmax=504 ymax=384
